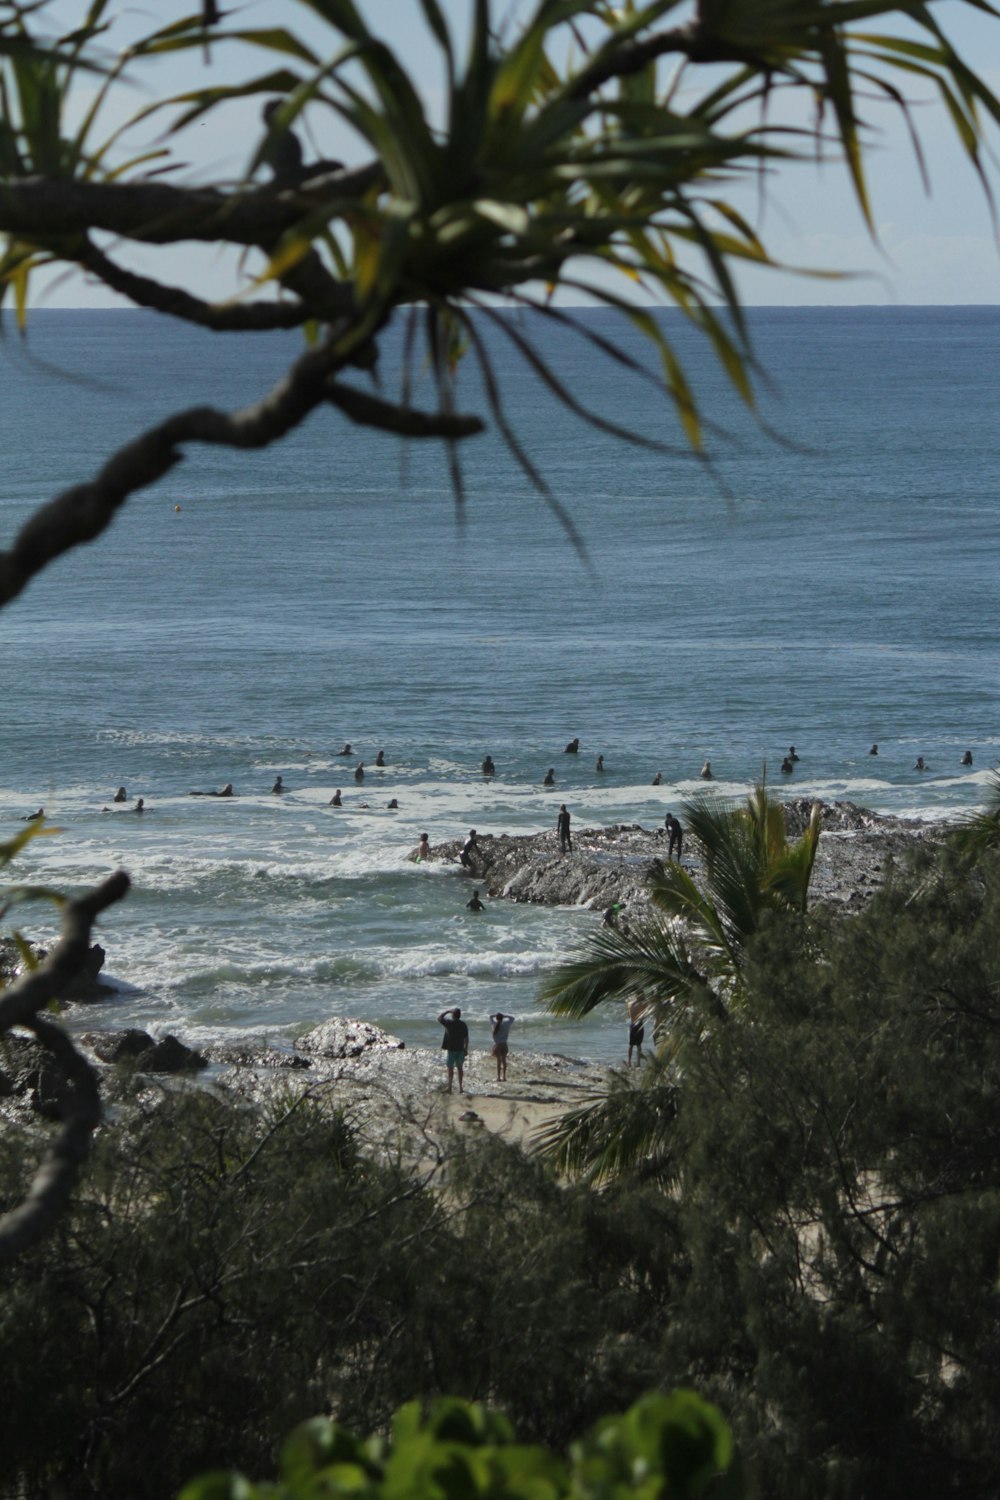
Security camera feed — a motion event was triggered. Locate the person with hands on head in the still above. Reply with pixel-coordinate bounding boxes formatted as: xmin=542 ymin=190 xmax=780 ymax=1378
xmin=438 ymin=1006 xmax=469 ymax=1095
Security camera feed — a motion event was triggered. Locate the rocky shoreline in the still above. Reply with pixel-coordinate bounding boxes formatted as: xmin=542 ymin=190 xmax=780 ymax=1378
xmin=0 ymin=801 xmax=952 ymax=1147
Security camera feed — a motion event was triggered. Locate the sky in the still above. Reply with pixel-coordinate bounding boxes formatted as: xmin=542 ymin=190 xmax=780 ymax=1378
xmin=27 ymin=0 xmax=1000 ymax=308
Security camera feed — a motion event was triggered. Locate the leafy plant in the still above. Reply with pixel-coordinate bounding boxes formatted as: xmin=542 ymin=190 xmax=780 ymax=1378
xmin=179 ymin=1390 xmax=741 ymax=1500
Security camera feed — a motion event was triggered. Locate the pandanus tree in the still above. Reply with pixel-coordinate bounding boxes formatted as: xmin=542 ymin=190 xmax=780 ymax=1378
xmin=536 ymin=786 xmax=821 ymax=1181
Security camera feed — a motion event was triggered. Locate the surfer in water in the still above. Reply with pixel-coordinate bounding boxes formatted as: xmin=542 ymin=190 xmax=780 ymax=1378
xmin=113 ymin=786 xmax=127 ymax=803
xmin=190 ymin=783 xmax=235 ymax=797
xmin=329 ymin=789 xmax=342 ymax=806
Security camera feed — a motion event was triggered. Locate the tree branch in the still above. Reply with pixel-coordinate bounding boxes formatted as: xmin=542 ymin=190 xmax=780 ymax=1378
xmin=0 ymin=174 xmax=371 ymax=265
xmin=0 ymin=869 xmax=130 ymax=1263
xmin=0 ymin=337 xmax=347 ymax=607
xmin=79 ymin=239 xmax=312 ymax=331
xmin=324 ymin=380 xmax=484 ymax=439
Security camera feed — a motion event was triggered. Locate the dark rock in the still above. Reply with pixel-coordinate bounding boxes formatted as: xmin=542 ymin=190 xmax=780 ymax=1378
xmin=61 ymin=943 xmax=117 ymax=1001
xmin=143 ymin=1035 xmax=208 ymax=1073
xmin=83 ymin=1028 xmax=207 ymax=1072
xmin=296 ymin=1018 xmax=405 ymax=1060
xmin=0 ymin=938 xmax=116 ymax=1000
xmin=0 ymin=1033 xmax=78 ymax=1119
xmin=84 ymin=1028 xmax=155 ymax=1063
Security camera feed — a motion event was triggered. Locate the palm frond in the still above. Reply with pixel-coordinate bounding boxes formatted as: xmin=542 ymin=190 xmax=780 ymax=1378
xmin=540 ymin=915 xmax=704 ymax=1021
xmin=532 ymin=1050 xmax=681 ymax=1184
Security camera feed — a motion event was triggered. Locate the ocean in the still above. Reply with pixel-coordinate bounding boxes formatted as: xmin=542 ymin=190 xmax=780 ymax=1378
xmin=1 ymin=305 xmax=997 ymax=1064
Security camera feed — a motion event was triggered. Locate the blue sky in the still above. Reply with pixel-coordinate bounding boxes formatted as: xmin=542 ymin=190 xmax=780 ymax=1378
xmin=33 ymin=0 xmax=1000 ymax=307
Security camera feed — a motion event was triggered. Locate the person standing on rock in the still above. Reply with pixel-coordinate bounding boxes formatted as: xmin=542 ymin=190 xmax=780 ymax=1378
xmin=438 ymin=1006 xmax=469 ymax=1094
xmin=490 ymin=1011 xmax=515 ymax=1081
xmin=557 ymin=803 xmax=572 ymax=854
xmin=665 ymin=813 xmax=683 ymax=861
xmin=460 ymin=829 xmax=480 ymax=870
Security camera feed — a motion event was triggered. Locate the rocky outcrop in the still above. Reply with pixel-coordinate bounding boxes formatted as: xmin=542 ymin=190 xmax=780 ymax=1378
xmin=424 ymin=803 xmax=949 ymax=913
xmin=0 ymin=937 xmax=115 ymax=1000
xmin=296 ymin=1018 xmax=405 ymax=1060
xmin=82 ymin=1029 xmax=207 ymax=1072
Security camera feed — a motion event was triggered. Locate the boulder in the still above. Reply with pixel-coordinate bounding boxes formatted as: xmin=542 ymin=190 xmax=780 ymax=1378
xmin=296 ymin=1018 xmax=404 ymax=1060
xmin=83 ymin=1029 xmax=207 ymax=1072
xmin=0 ymin=1033 xmax=73 ymax=1119
xmin=0 ymin=938 xmax=115 ymax=1000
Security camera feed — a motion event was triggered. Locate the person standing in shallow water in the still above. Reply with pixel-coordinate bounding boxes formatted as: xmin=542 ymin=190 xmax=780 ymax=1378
xmin=437 ymin=1007 xmax=469 ymax=1094
xmin=557 ymin=803 xmax=572 ymax=854
xmin=490 ymin=1011 xmax=514 ymax=1081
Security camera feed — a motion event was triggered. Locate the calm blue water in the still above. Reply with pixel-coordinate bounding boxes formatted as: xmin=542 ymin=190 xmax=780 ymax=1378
xmin=0 ymin=306 xmax=997 ymax=1062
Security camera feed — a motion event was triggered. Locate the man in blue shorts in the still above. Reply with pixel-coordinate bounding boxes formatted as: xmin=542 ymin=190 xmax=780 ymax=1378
xmin=438 ymin=1006 xmax=470 ymax=1094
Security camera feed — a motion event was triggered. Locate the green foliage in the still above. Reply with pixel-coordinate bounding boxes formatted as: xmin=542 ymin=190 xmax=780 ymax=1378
xmin=7 ymin=831 xmax=1000 ymax=1500
xmin=542 ymin=782 xmax=821 ymax=1028
xmin=179 ymin=1389 xmax=739 ymax=1500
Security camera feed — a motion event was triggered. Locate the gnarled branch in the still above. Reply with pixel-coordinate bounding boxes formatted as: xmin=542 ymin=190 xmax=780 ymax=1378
xmin=0 ymin=868 xmax=130 ymax=1263
xmin=80 ymin=240 xmax=312 ymax=331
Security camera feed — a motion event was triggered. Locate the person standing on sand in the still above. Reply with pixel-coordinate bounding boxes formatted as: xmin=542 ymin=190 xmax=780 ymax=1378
xmin=438 ymin=1007 xmax=469 ymax=1094
xmin=490 ymin=1011 xmax=515 ymax=1081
